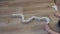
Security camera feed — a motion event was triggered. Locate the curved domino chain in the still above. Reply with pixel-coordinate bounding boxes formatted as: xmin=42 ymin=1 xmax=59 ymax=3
xmin=12 ymin=14 xmax=50 ymax=24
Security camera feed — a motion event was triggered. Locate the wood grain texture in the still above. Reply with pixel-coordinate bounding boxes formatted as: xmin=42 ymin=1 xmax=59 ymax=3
xmin=0 ymin=0 xmax=59 ymax=34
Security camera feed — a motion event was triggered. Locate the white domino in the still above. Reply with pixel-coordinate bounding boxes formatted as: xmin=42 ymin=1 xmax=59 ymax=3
xmin=52 ymin=5 xmax=58 ymax=11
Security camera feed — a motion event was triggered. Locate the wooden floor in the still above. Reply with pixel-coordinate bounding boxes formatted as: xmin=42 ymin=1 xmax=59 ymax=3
xmin=0 ymin=0 xmax=59 ymax=34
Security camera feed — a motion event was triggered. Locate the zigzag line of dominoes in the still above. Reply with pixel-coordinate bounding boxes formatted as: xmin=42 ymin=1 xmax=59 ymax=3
xmin=12 ymin=14 xmax=50 ymax=24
